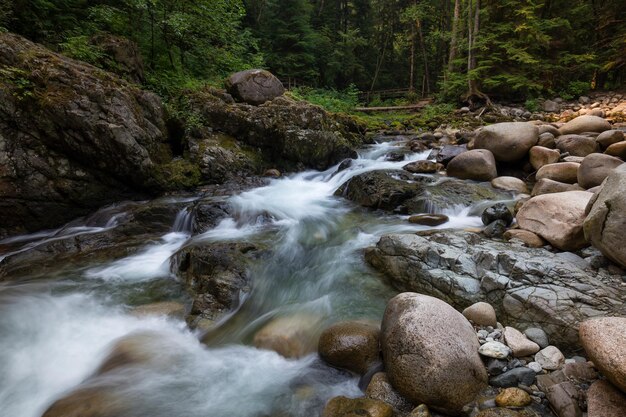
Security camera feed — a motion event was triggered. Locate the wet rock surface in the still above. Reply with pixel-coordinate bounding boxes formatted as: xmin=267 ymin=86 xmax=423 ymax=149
xmin=366 ymin=230 xmax=626 ymax=346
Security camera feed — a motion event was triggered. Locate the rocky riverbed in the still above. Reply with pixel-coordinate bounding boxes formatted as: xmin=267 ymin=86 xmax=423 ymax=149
xmin=1 ymin=32 xmax=625 ymax=417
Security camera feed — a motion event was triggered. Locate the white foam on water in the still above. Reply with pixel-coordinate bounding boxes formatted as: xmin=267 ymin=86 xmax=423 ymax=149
xmin=84 ymin=232 xmax=189 ymax=282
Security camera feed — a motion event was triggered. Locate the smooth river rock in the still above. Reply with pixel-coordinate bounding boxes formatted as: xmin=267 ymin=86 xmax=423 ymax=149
xmin=503 ymin=326 xmax=540 ymax=357
xmin=536 ymin=162 xmax=580 ymax=184
xmin=579 ymin=317 xmax=626 ymax=393
xmin=577 ymin=153 xmax=623 ymax=189
xmin=531 ymin=178 xmax=583 ymax=196
xmin=583 ymin=166 xmax=626 ymax=268
xmin=587 ymin=380 xmax=626 ymax=417
xmin=516 ymin=191 xmax=591 ymax=250
xmin=529 ymin=146 xmax=561 ymax=170
xmin=318 ymin=321 xmax=380 ymax=374
xmin=462 ymin=302 xmax=497 ymax=327
xmin=555 ymin=134 xmax=599 ymax=157
xmin=446 ymin=149 xmax=498 ymax=181
xmin=365 ymin=230 xmax=626 ymax=346
xmin=381 ymin=293 xmax=487 ymax=415
xmin=322 ymin=396 xmax=393 ymax=417
xmin=474 ymin=122 xmax=538 ymax=162
xmin=490 ymin=176 xmax=528 ymax=193
xmin=558 ymin=115 xmax=611 ymax=135
xmin=596 ymin=130 xmax=624 ymax=148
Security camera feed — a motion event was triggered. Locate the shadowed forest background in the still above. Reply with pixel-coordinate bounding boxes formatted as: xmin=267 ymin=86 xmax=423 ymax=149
xmin=0 ymin=0 xmax=624 ymax=104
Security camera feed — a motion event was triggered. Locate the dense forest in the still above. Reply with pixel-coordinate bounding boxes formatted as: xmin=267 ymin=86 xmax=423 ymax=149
xmin=0 ymin=0 xmax=624 ymax=102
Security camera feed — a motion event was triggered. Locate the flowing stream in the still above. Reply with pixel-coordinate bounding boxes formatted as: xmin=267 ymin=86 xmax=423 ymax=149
xmin=0 ymin=139 xmax=489 ymax=417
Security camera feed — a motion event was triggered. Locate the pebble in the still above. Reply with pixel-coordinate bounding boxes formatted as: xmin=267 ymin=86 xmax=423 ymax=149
xmin=527 ymin=362 xmax=543 ymax=373
xmin=490 ymin=367 xmax=536 ymax=388
xmin=503 ymin=326 xmax=540 ymax=357
xmin=535 ymin=346 xmax=565 ymax=371
xmin=487 ymin=359 xmax=508 ymax=376
xmin=524 ymin=328 xmax=549 ymax=349
xmin=479 ymin=341 xmax=511 ymax=359
xmin=478 ymin=330 xmax=489 ymax=339
xmin=495 ymin=387 xmax=532 ymax=407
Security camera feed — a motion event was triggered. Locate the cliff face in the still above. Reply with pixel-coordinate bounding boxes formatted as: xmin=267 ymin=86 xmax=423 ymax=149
xmin=0 ymin=33 xmax=172 ymax=237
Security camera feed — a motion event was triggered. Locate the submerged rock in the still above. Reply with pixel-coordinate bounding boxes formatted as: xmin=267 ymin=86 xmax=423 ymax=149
xmin=365 ymin=230 xmax=626 ymax=346
xmin=318 ymin=321 xmax=380 ymax=374
xmin=321 ymin=396 xmax=393 ymax=417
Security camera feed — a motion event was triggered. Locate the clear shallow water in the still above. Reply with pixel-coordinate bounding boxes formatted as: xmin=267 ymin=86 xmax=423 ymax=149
xmin=0 ymin=139 xmax=491 ymax=417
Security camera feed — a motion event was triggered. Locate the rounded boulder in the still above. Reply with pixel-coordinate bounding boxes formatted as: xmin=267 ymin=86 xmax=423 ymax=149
xmin=381 ymin=293 xmax=488 ymax=415
xmin=579 ymin=317 xmax=626 ymax=393
xmin=318 ymin=321 xmax=381 ymax=374
xmin=558 ymin=115 xmax=611 ymax=135
xmin=474 ymin=122 xmax=538 ymax=162
xmin=517 ymin=191 xmax=592 ymax=250
xmin=536 ymin=162 xmax=580 ymax=184
xmin=446 ymin=149 xmax=498 ymax=181
xmin=225 ymin=69 xmax=285 ymax=105
xmin=577 ymin=153 xmax=623 ymax=189
xmin=555 ymin=134 xmax=599 ymax=157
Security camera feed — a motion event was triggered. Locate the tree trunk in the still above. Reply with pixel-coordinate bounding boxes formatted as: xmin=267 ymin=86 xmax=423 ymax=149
xmin=447 ymin=0 xmax=460 ymax=76
xmin=466 ymin=0 xmax=491 ymax=107
xmin=409 ymin=24 xmax=415 ymax=91
xmin=416 ymin=18 xmax=430 ymax=95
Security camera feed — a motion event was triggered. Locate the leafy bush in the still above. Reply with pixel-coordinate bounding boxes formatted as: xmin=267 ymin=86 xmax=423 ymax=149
xmin=524 ymin=98 xmax=540 ymax=112
xmin=291 ymin=84 xmax=360 ymax=113
xmin=59 ymin=36 xmax=104 ymax=64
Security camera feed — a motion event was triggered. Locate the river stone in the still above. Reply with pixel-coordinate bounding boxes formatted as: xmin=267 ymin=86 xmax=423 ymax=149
xmin=503 ymin=327 xmax=540 ymax=357
xmin=529 ymin=146 xmax=561 ymax=170
xmin=516 ymin=191 xmax=591 ymax=250
xmin=596 ymin=130 xmax=624 ymax=148
xmin=482 ymin=203 xmax=513 ymax=226
xmin=535 ymin=346 xmax=565 ymax=370
xmin=527 ymin=362 xmax=543 ymax=373
xmin=531 ymin=178 xmax=584 ymax=196
xmin=407 ymin=404 xmax=431 ymax=417
xmin=579 ymin=317 xmax=626 ymax=393
xmin=253 ymin=313 xmax=322 ymax=358
xmin=131 ymin=302 xmax=185 ymax=319
xmin=483 ymin=220 xmax=507 ymax=238
xmin=538 ymin=132 xmax=557 ymax=148
xmin=479 ymin=341 xmax=512 ymax=359
xmin=436 ymin=144 xmax=467 ymax=164
xmin=577 ymin=153 xmax=623 ymax=189
xmin=563 ymin=155 xmax=585 ymax=163
xmin=41 ymin=387 xmax=127 ymax=417
xmin=366 ymin=372 xmax=415 ymax=414
xmin=489 ymin=367 xmax=536 ymax=388
xmin=605 ymin=141 xmax=626 ymax=159
xmin=381 ymin=293 xmax=488 ymax=415
xmin=536 ymin=162 xmax=580 ymax=184
xmin=555 ymin=135 xmax=599 ymax=157
xmin=495 ymin=387 xmax=532 ymax=407
xmin=524 ymin=328 xmax=549 ymax=349
xmin=583 ymin=167 xmax=626 ymax=267
xmin=476 ymin=410 xmax=523 ymax=417
xmin=587 ymin=380 xmax=626 ymax=417
xmin=462 ymin=302 xmax=497 ymax=327
xmin=365 ymin=230 xmax=626 ymax=347
xmin=544 ymin=382 xmax=582 ymax=417
xmin=502 ymin=229 xmax=545 ymax=248
xmin=321 ymin=396 xmax=393 ymax=417
xmin=403 ymin=160 xmax=441 ymax=173
xmin=225 ymin=69 xmax=285 ymax=105
xmin=558 ymin=115 xmax=611 ymax=135
xmin=490 ymin=177 xmax=528 ymax=194
xmin=408 ymin=214 xmax=449 ymax=226
xmin=446 ymin=149 xmax=498 ymax=181
xmin=318 ymin=321 xmax=380 ymax=374
xmin=543 ymin=100 xmax=560 ymax=113
xmin=474 ymin=122 xmax=538 ymax=162
xmin=538 ymin=124 xmax=560 ymax=136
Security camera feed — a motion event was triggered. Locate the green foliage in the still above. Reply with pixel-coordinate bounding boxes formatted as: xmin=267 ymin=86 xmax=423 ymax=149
xmin=0 ymin=66 xmax=34 ymax=100
xmin=291 ymin=85 xmax=360 ymax=113
xmin=59 ymin=36 xmax=104 ymax=64
xmin=524 ymin=98 xmax=540 ymax=113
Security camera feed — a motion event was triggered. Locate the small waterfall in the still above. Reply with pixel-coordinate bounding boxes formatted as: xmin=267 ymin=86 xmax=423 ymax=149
xmin=172 ymin=207 xmax=194 ymax=233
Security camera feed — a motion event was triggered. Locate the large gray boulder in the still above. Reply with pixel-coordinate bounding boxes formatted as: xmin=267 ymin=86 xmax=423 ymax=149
xmin=583 ymin=166 xmax=626 ymax=267
xmin=225 ymin=69 xmax=285 ymax=105
xmin=381 ymin=293 xmax=487 ymax=415
xmin=577 ymin=153 xmax=623 ymax=189
xmin=365 ymin=230 xmax=626 ymax=346
xmin=517 ymin=191 xmax=591 ymax=250
xmin=558 ymin=115 xmax=611 ymax=135
xmin=474 ymin=122 xmax=538 ymax=162
xmin=0 ymin=33 xmax=172 ymax=237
